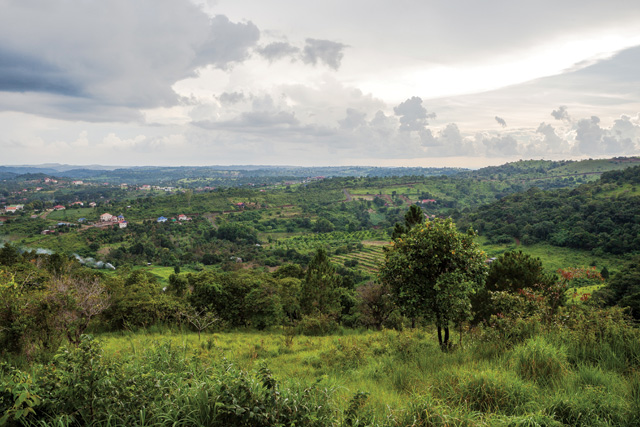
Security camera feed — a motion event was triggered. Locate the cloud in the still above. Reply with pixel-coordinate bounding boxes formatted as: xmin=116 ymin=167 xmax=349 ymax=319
xmin=534 ymin=122 xmax=570 ymax=153
xmin=0 ymin=1 xmax=260 ymax=120
xmin=339 ymin=108 xmax=367 ymax=130
xmin=572 ymin=115 xmax=640 ymax=155
xmin=482 ymin=134 xmax=519 ymax=156
xmin=301 ymin=39 xmax=348 ymax=69
xmin=192 ymin=15 xmax=260 ymax=70
xmin=257 ymin=42 xmax=300 ymax=62
xmin=393 ymin=97 xmax=436 ymax=132
xmin=218 ymin=92 xmax=245 ymax=104
xmin=574 ymin=116 xmax=604 ymax=154
xmin=551 ymin=106 xmax=571 ymax=121
xmin=495 ymin=116 xmax=507 ymax=127
xmin=0 ymin=47 xmax=82 ymax=96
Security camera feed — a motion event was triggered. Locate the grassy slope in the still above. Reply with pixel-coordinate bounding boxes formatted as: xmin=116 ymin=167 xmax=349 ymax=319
xmin=95 ymin=325 xmax=640 ymax=425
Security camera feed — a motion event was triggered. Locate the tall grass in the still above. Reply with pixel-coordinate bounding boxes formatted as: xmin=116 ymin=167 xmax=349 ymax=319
xmin=4 ymin=324 xmax=640 ymax=426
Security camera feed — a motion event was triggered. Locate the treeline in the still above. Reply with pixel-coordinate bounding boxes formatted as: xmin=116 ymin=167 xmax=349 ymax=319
xmin=464 ymin=166 xmax=640 ymax=254
xmin=0 ymin=244 xmax=392 ymax=359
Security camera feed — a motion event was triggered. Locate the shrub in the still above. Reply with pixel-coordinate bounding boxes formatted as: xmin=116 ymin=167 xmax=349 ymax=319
xmin=296 ymin=313 xmax=338 ymax=336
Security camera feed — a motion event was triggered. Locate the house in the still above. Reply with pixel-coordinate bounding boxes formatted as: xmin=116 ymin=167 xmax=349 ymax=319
xmin=4 ymin=207 xmax=18 ymax=213
xmin=89 ymin=202 xmax=97 ymax=208
xmin=78 ymin=218 xmax=86 ymax=223
xmin=53 ymin=205 xmax=66 ymax=210
xmin=178 ymin=214 xmax=190 ymax=221
xmin=71 ymin=201 xmax=84 ymax=207
xmin=118 ymin=220 xmax=128 ymax=229
xmin=120 ymin=183 xmax=128 ymax=189
xmin=72 ymin=180 xmax=83 ymax=185
xmin=157 ymin=216 xmax=168 ymax=223
xmin=140 ymin=185 xmax=151 ymax=191
xmin=100 ymin=213 xmax=114 ymax=222
xmin=421 ymin=199 xmax=436 ymax=204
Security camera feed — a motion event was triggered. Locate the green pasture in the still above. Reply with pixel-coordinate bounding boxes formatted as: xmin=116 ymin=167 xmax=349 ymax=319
xmin=45 ymin=207 xmax=97 ymax=222
xmin=476 ymin=238 xmax=622 ymax=276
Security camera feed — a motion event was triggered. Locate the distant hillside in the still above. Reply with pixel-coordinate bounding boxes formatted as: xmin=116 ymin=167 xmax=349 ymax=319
xmin=463 ymin=157 xmax=640 ymax=186
xmin=463 ymin=165 xmax=640 ymax=255
xmin=0 ymin=165 xmax=467 ymax=186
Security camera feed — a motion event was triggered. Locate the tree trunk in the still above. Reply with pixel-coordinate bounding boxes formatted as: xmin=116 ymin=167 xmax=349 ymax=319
xmin=437 ymin=326 xmax=443 ymax=346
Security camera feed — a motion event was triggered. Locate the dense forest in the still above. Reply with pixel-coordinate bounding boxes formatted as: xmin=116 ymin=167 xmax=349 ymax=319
xmin=463 ymin=166 xmax=640 ymax=254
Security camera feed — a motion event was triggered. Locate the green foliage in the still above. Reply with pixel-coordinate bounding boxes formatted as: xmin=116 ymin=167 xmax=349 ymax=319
xmin=473 ymin=251 xmax=556 ymax=323
xmin=36 ymin=335 xmax=122 ymax=423
xmin=596 ymin=257 xmax=640 ymax=320
xmin=0 ymin=363 xmax=40 ymax=425
xmin=215 ymin=221 xmax=259 ymax=244
xmin=296 ymin=313 xmax=339 ymax=336
xmin=391 ymin=205 xmax=424 ymax=239
xmin=105 ymin=270 xmax=185 ymax=329
xmin=300 ymin=249 xmax=342 ymax=318
xmin=380 ymin=218 xmax=488 ymax=346
xmin=466 ymin=166 xmax=640 ymax=254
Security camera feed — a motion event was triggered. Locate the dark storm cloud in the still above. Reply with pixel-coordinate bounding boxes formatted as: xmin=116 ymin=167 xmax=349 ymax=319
xmin=551 ymin=106 xmax=571 ymax=121
xmin=301 ymin=39 xmax=348 ymax=70
xmin=393 ymin=97 xmax=436 ymax=132
xmin=0 ymin=0 xmax=261 ymax=119
xmin=0 ymin=47 xmax=82 ymax=96
xmin=256 ymin=42 xmax=300 ymax=61
xmin=495 ymin=116 xmax=507 ymax=127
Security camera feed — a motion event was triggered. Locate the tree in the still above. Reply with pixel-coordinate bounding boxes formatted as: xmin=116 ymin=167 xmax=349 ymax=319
xmin=300 ymin=248 xmax=341 ymax=318
xmin=49 ymin=275 xmax=111 ymax=346
xmin=379 ymin=218 xmax=487 ymax=347
xmin=472 ymin=251 xmax=556 ymax=323
xmin=391 ymin=205 xmax=424 ymax=239
xmin=357 ymin=281 xmax=396 ymax=330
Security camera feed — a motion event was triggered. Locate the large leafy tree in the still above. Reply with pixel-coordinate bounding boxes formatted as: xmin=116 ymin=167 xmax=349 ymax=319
xmin=379 ymin=218 xmax=487 ymax=347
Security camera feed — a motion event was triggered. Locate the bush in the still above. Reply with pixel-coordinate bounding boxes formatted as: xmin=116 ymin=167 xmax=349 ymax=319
xmin=296 ymin=313 xmax=338 ymax=336
xmin=512 ymin=336 xmax=568 ymax=385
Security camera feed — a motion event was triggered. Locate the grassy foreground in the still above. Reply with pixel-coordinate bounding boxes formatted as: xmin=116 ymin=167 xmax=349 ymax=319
xmin=5 ymin=318 xmax=640 ymax=426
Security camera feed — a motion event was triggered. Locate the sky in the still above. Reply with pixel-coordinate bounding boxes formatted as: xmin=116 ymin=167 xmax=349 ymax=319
xmin=2 ymin=0 xmax=640 ymax=168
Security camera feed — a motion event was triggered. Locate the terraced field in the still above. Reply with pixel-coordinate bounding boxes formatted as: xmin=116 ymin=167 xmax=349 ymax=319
xmin=332 ymin=243 xmax=386 ymax=274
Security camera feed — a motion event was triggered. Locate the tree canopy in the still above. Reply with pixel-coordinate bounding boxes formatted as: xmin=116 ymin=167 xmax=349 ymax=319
xmin=379 ymin=218 xmax=487 ymax=346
